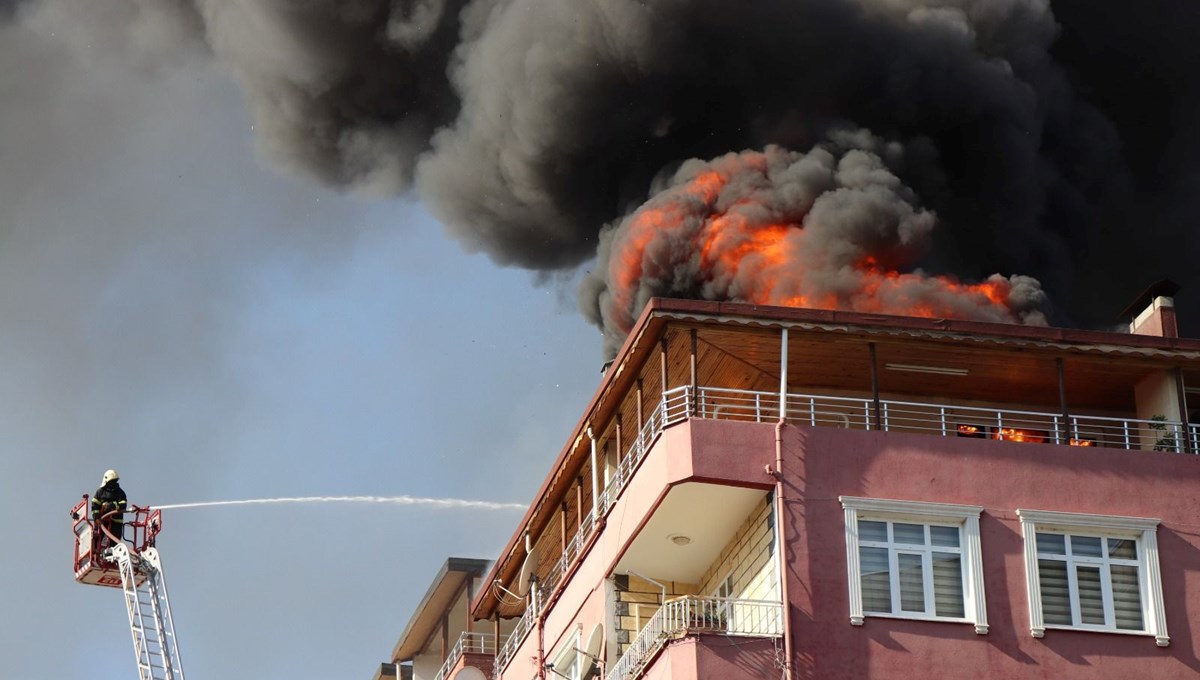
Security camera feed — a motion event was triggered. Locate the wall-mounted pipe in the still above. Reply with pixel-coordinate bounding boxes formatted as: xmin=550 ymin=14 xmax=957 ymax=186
xmin=773 ymin=421 xmax=794 ymax=680
xmin=779 ymin=328 xmax=789 ymax=422
xmin=588 ymin=427 xmax=599 ymax=517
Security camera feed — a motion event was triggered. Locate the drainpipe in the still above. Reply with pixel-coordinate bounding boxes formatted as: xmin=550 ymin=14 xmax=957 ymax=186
xmin=588 ymin=427 xmax=599 ymax=517
xmin=772 ymin=326 xmax=794 ymax=680
xmin=779 ymin=328 xmax=789 ymax=421
xmin=536 ymin=584 xmax=546 ymax=680
xmin=772 ymin=421 xmax=795 ymax=680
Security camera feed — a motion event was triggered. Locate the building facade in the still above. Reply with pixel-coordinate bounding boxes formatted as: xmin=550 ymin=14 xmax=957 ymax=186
xmin=379 ymin=294 xmax=1200 ymax=680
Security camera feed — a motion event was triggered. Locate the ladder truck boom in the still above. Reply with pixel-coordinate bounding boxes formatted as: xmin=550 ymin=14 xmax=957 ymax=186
xmin=71 ymin=496 xmax=186 ymax=680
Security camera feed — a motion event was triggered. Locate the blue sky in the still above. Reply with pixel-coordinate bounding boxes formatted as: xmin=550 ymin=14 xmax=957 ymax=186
xmin=1 ymin=12 xmax=602 ymax=678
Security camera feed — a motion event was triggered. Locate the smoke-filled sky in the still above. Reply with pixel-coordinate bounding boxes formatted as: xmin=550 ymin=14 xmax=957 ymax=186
xmin=5 ymin=0 xmax=1200 ymax=677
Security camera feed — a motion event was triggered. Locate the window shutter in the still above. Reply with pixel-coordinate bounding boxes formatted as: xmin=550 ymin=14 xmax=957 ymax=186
xmin=1111 ymin=565 xmax=1144 ymax=630
xmin=1037 ymin=559 xmax=1072 ymax=625
xmin=932 ymin=553 xmax=965 ymax=618
xmin=860 ymin=546 xmax=892 ymax=613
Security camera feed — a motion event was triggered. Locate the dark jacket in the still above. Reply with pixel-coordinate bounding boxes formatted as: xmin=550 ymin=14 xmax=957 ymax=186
xmin=92 ymin=480 xmax=128 ymax=523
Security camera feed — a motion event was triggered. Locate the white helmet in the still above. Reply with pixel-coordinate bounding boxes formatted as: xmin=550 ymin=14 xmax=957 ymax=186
xmin=102 ymin=469 xmax=119 ymax=484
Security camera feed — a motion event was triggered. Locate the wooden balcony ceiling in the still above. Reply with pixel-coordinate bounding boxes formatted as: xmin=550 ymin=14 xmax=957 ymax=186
xmin=690 ymin=325 xmax=1174 ymax=412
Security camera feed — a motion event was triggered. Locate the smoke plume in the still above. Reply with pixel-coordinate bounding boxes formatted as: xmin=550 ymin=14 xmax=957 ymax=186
xmin=580 ymin=135 xmax=1048 ymax=354
xmin=10 ymin=0 xmax=1200 ymax=353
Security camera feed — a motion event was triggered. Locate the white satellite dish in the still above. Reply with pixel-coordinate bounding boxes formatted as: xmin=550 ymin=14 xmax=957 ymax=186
xmin=453 ymin=667 xmax=487 ymax=680
xmin=516 ymin=542 xmax=542 ymax=597
xmin=579 ymin=623 xmax=603 ymax=679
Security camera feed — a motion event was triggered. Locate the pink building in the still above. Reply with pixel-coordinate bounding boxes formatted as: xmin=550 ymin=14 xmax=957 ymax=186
xmin=379 ymin=291 xmax=1200 ymax=680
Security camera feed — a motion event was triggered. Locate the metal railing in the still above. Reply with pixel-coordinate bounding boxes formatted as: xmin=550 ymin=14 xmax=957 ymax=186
xmin=689 ymin=385 xmax=1192 ymax=454
xmin=434 ymin=632 xmax=495 ymax=680
xmin=605 ymin=597 xmax=783 ymax=680
xmin=493 ymin=605 xmax=533 ymax=678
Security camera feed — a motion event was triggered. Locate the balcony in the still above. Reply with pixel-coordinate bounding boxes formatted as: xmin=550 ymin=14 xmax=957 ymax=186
xmin=434 ymin=633 xmax=495 ymax=680
xmin=607 ymin=597 xmax=783 ymax=680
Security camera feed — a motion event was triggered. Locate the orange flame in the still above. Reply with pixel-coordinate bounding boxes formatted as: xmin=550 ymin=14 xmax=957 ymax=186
xmin=992 ymin=427 xmax=1046 ymax=444
xmin=604 ymin=151 xmax=1032 ymax=335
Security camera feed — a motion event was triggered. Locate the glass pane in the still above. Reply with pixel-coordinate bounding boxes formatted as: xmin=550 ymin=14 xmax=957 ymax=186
xmin=859 ymin=520 xmax=888 ymax=542
xmin=898 ymin=553 xmax=926 ymax=613
xmin=930 ymin=525 xmax=960 ymax=548
xmin=1037 ymin=533 xmax=1066 ymax=555
xmin=1108 ymin=538 xmax=1137 ymax=560
xmin=932 ymin=552 xmax=965 ymax=618
xmin=860 ymin=547 xmax=892 ymax=613
xmin=1077 ymin=565 xmax=1105 ymax=625
xmin=894 ymin=523 xmax=926 ymax=545
xmin=1038 ymin=559 xmax=1072 ymax=625
xmin=1111 ymin=565 xmax=1144 ymax=630
xmin=1072 ymin=535 xmax=1104 ymax=558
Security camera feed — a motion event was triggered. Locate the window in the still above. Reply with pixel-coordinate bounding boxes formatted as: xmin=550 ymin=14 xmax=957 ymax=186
xmin=1017 ymin=509 xmax=1169 ymax=646
xmin=550 ymin=629 xmax=581 ymax=680
xmin=840 ymin=497 xmax=988 ymax=633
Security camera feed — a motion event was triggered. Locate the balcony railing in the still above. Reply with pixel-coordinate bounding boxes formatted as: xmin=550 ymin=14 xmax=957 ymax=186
xmin=606 ymin=597 xmax=783 ymax=680
xmin=494 ymin=605 xmax=533 ymax=678
xmin=434 ymin=632 xmax=495 ymax=680
xmin=678 ymin=385 xmax=1193 ymax=453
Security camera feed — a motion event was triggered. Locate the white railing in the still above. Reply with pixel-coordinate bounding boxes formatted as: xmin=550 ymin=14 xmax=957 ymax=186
xmin=1070 ymin=414 xmax=1187 ymax=452
xmin=493 ymin=604 xmax=533 ymax=679
xmin=434 ymin=632 xmax=495 ymax=680
xmin=606 ymin=597 xmax=783 ymax=680
xmin=689 ymin=385 xmax=1192 ymax=454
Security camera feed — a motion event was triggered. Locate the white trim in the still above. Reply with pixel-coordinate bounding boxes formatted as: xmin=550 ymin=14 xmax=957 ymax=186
xmin=1016 ymin=509 xmax=1169 ymax=646
xmin=840 ymin=496 xmax=986 ymax=633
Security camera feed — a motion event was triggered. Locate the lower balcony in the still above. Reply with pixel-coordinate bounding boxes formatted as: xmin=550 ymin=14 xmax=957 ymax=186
xmin=607 ymin=596 xmax=782 ymax=680
xmin=434 ymin=632 xmax=495 ymax=680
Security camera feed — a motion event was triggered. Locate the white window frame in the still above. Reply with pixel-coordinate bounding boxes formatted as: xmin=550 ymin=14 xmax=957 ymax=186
xmin=1016 ymin=509 xmax=1169 ymax=646
xmin=841 ymin=497 xmax=988 ymax=634
xmin=550 ymin=627 xmax=583 ymax=680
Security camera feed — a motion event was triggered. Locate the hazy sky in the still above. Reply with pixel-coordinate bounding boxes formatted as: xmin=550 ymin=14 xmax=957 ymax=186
xmin=1 ymin=6 xmax=602 ymax=678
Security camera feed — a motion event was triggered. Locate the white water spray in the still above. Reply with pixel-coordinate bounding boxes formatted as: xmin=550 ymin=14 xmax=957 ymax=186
xmin=151 ymin=495 xmax=525 ymax=511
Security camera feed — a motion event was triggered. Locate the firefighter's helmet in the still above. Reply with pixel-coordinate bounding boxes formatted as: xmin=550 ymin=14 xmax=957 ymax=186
xmin=102 ymin=469 xmax=119 ymax=485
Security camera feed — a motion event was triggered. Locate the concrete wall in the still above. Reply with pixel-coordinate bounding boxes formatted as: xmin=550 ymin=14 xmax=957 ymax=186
xmin=696 ymin=495 xmax=777 ymax=602
xmin=772 ymin=420 xmax=1200 ymax=679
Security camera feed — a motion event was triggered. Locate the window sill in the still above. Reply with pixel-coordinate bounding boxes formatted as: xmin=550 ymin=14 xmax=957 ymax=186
xmin=853 ymin=612 xmax=988 ymax=635
xmin=1035 ymin=624 xmax=1169 ymax=646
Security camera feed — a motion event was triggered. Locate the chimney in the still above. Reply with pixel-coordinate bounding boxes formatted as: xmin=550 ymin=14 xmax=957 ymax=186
xmin=1121 ymin=279 xmax=1181 ymax=338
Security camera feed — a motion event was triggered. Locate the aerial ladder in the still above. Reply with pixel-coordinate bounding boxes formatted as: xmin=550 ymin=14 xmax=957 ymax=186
xmin=71 ymin=496 xmax=186 ymax=680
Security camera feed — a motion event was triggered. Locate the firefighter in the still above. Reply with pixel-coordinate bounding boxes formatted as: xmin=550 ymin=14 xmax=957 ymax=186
xmin=92 ymin=469 xmax=128 ymax=547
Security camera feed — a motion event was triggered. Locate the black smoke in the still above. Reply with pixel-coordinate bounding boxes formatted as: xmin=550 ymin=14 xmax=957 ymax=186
xmin=10 ymin=0 xmax=1200 ymax=349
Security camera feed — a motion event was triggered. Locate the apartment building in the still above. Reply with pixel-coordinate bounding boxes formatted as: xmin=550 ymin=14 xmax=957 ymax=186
xmin=377 ymin=291 xmax=1200 ymax=679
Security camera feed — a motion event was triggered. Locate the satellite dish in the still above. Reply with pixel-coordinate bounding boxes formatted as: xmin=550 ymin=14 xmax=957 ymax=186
xmin=453 ymin=667 xmax=487 ymax=680
xmin=517 ymin=542 xmax=542 ymax=597
xmin=579 ymin=623 xmax=603 ymax=679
